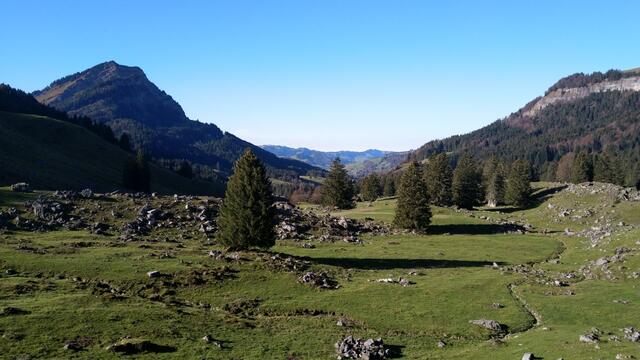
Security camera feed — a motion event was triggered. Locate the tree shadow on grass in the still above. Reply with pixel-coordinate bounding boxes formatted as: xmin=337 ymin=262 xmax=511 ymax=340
xmin=308 ymin=257 xmax=502 ymax=270
xmin=428 ymin=223 xmax=525 ymax=235
xmin=484 ymin=184 xmax=568 ymax=214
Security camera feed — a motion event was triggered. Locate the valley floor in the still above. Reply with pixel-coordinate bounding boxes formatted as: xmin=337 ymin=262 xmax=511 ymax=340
xmin=0 ymin=183 xmax=639 ymax=359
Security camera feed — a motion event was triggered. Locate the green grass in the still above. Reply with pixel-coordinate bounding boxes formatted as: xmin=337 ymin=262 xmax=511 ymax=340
xmin=0 ymin=111 xmax=223 ymax=195
xmin=1 ymin=183 xmax=639 ymax=359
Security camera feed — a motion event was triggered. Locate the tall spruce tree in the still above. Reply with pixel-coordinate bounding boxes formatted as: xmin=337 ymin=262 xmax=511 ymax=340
xmin=393 ymin=162 xmax=431 ymax=230
xmin=483 ymin=157 xmax=506 ymax=207
xmin=122 ymin=149 xmax=151 ymax=192
xmin=360 ymin=174 xmax=382 ymax=202
xmin=424 ymin=153 xmax=453 ymax=206
xmin=216 ymin=149 xmax=276 ymax=250
xmin=571 ymin=152 xmax=594 ymax=183
xmin=452 ymin=154 xmax=482 ymax=209
xmin=177 ymin=160 xmax=194 ymax=179
xmin=593 ymin=154 xmax=623 ymax=185
xmin=505 ymin=159 xmax=532 ymax=207
xmin=321 ymin=158 xmax=355 ymax=209
xmin=382 ymin=177 xmax=396 ymax=197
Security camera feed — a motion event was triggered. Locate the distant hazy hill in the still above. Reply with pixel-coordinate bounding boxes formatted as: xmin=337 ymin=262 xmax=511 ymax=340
xmin=410 ymin=69 xmax=640 ymax=186
xmin=33 ymin=61 xmax=319 ymax=180
xmin=261 ymin=145 xmax=406 ymax=176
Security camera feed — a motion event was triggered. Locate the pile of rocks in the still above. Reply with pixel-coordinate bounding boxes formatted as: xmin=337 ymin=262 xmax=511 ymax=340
xmin=375 ymin=277 xmax=413 ymax=287
xmin=298 ymin=271 xmax=339 ymax=289
xmin=335 ymin=336 xmax=390 ymax=359
xmin=274 ymin=201 xmax=390 ymax=242
xmin=54 ymin=189 xmax=95 ymax=200
xmin=624 ymin=327 xmax=640 ymax=342
xmin=263 ymin=253 xmax=310 ymax=272
xmin=469 ymin=319 xmax=505 ymax=332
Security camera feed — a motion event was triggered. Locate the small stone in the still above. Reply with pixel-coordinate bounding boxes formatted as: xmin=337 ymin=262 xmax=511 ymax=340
xmin=146 ymin=271 xmax=161 ymax=278
xmin=522 ymin=353 xmax=534 ymax=360
xmin=437 ymin=340 xmax=446 ymax=348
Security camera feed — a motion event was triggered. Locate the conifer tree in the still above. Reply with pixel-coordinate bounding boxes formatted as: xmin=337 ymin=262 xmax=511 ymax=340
xmin=593 ymin=154 xmax=623 ymax=185
xmin=321 ymin=158 xmax=355 ymax=209
xmin=505 ymin=159 xmax=532 ymax=207
xmin=393 ymin=162 xmax=431 ymax=230
xmin=118 ymin=133 xmax=132 ymax=152
xmin=360 ymin=174 xmax=382 ymax=202
xmin=177 ymin=160 xmax=194 ymax=179
xmin=424 ymin=153 xmax=452 ymax=206
xmin=452 ymin=154 xmax=482 ymax=209
xmin=122 ymin=149 xmax=151 ymax=192
xmin=382 ymin=177 xmax=396 ymax=197
xmin=216 ymin=149 xmax=276 ymax=250
xmin=483 ymin=157 xmax=506 ymax=207
xmin=571 ymin=152 xmax=594 ymax=183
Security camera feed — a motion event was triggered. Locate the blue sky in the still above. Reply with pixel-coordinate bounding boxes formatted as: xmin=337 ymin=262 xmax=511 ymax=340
xmin=2 ymin=0 xmax=639 ymax=151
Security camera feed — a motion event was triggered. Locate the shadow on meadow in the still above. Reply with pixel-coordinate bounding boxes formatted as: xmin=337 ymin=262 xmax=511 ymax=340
xmin=308 ymin=257 xmax=501 ymax=270
xmin=428 ymin=223 xmax=525 ymax=235
xmin=484 ymin=184 xmax=568 ymax=214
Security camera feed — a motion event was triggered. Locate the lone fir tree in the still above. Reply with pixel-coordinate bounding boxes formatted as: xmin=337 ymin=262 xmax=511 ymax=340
xmin=393 ymin=162 xmax=431 ymax=231
xmin=321 ymin=158 xmax=355 ymax=209
xmin=216 ymin=149 xmax=276 ymax=250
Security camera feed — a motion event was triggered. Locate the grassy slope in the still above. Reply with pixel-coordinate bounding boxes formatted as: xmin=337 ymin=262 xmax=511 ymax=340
xmin=0 ymin=111 xmax=223 ymax=195
xmin=0 ymin=183 xmax=639 ymax=359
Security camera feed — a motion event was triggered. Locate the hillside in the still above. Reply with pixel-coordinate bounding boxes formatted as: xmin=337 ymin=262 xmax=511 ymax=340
xmin=262 ymin=145 xmax=406 ymax=176
xmin=411 ymin=69 xmax=640 ymax=186
xmin=0 ymin=111 xmax=223 ymax=195
xmin=33 ymin=61 xmax=320 ymax=181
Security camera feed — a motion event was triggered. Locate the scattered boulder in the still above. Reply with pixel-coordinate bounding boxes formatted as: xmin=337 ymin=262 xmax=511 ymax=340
xmin=10 ymin=183 xmax=30 ymax=192
xmin=106 ymin=338 xmax=176 ymax=354
xmin=298 ymin=271 xmax=339 ymax=289
xmin=469 ymin=319 xmax=504 ymax=331
xmin=623 ymin=327 xmax=640 ymax=342
xmin=376 ymin=278 xmax=414 ymax=287
xmin=579 ymin=332 xmax=599 ymax=343
xmin=63 ymin=341 xmax=83 ymax=351
xmin=335 ymin=336 xmax=390 ymax=359
xmin=146 ymin=270 xmax=161 ymax=278
xmin=521 ymin=353 xmax=534 ymax=360
xmin=437 ymin=340 xmax=446 ymax=348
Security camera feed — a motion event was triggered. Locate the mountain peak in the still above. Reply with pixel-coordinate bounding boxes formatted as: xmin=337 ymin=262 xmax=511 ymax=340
xmin=34 ymin=62 xmax=189 ymax=126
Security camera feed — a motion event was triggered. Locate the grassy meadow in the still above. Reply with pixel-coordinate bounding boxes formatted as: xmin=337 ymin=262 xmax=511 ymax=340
xmin=0 ymin=183 xmax=639 ymax=359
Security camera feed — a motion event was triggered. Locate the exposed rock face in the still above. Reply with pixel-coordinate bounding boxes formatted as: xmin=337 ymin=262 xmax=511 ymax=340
xmin=524 ymin=76 xmax=640 ymax=117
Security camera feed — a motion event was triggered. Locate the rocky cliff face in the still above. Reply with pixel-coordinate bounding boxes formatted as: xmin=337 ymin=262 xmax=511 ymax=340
xmin=524 ymin=76 xmax=640 ymax=118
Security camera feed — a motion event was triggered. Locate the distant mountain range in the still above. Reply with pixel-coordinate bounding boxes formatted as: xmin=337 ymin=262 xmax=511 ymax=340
xmin=261 ymin=145 xmax=408 ymax=176
xmin=409 ymin=68 xmax=640 ymax=186
xmin=33 ymin=61 xmax=320 ymax=182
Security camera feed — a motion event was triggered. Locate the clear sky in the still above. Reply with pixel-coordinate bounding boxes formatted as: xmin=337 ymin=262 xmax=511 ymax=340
xmin=2 ymin=0 xmax=639 ymax=151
